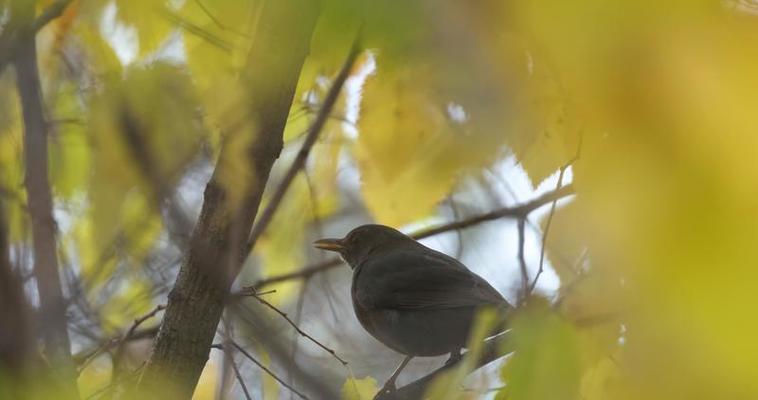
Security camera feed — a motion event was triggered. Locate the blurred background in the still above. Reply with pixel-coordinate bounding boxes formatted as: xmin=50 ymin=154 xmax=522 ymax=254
xmin=2 ymin=0 xmax=758 ymax=399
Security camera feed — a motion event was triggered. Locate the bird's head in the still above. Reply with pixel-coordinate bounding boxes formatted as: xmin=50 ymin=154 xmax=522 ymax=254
xmin=313 ymin=224 xmax=414 ymax=268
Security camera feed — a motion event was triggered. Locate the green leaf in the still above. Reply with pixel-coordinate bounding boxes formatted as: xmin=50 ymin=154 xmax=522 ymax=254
xmin=503 ymin=301 xmax=583 ymax=400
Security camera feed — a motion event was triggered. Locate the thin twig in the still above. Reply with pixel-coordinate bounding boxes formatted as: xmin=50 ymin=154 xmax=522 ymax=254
xmin=75 ymin=327 xmax=159 ymax=374
xmin=528 ymin=166 xmax=569 ymax=294
xmin=240 ymin=288 xmax=349 ymax=366
xmin=222 ymin=343 xmax=253 ymax=400
xmin=245 ymin=39 xmax=361 ymax=253
xmin=119 ymin=304 xmax=166 ymax=347
xmin=112 ymin=305 xmax=166 ymax=381
xmin=517 ymin=218 xmax=529 ymax=304
xmin=213 ymin=341 xmax=311 ymax=400
xmin=249 ymin=184 xmax=575 ymax=290
xmin=529 ymin=132 xmax=582 ymax=294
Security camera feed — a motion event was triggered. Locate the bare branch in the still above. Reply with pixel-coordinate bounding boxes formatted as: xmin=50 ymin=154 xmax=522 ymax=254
xmin=11 ymin=0 xmax=77 ymax=395
xmin=250 ymin=184 xmax=575 ymax=290
xmin=221 ymin=343 xmax=253 ymax=400
xmin=528 ymin=165 xmax=570 ymax=294
xmin=517 ymin=217 xmax=529 ymax=304
xmin=212 ymin=341 xmax=311 ymax=400
xmin=112 ymin=305 xmax=166 ymax=382
xmin=245 ymin=39 xmax=361 ymax=253
xmin=239 ymin=288 xmax=349 ymax=366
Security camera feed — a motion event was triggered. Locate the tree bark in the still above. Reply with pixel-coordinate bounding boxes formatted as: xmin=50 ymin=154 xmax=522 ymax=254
xmin=11 ymin=0 xmax=78 ymax=397
xmin=136 ymin=1 xmax=320 ymax=397
xmin=0 ymin=202 xmax=34 ymax=395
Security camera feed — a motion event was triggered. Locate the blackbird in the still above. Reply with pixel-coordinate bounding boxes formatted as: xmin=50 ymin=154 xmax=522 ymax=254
xmin=314 ymin=224 xmax=511 ymax=393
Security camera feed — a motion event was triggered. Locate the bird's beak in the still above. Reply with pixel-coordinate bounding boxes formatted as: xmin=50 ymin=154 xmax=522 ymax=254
xmin=313 ymin=238 xmax=345 ymax=252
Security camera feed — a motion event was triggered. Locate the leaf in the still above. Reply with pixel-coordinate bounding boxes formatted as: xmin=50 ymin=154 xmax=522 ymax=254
xmin=253 ymin=174 xmax=311 ymax=304
xmin=341 ymin=376 xmax=378 ymax=400
xmin=502 ymin=300 xmax=583 ymax=400
xmin=357 ymin=66 xmax=506 ymax=226
xmin=192 ymin=359 xmax=220 ymax=400
xmin=49 ymin=82 xmax=90 ymax=198
xmin=115 ymin=0 xmax=173 ymax=57
xmin=539 ymin=201 xmax=589 ymax=282
xmin=87 ymin=62 xmax=203 ymax=268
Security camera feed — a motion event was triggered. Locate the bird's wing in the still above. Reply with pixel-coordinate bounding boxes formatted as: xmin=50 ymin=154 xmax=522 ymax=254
xmin=355 ymin=251 xmax=508 ymax=311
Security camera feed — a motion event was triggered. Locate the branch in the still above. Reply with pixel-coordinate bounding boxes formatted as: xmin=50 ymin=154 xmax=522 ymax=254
xmin=112 ymin=305 xmax=166 ymax=381
xmin=212 ymin=341 xmax=310 ymax=400
xmin=0 ymin=0 xmax=74 ymax=76
xmin=375 ymin=333 xmax=514 ymax=400
xmin=529 ymin=165 xmax=570 ymax=294
xmin=245 ymin=39 xmax=361 ymax=253
xmin=239 ymin=289 xmax=348 ymax=366
xmin=75 ymin=327 xmax=159 ymax=375
xmin=250 ymin=184 xmax=575 ymax=290
xmin=11 ymin=0 xmax=77 ymax=396
xmin=0 ymin=200 xmax=34 ymax=375
xmin=517 ymin=217 xmax=529 ymax=304
xmin=220 ymin=343 xmax=253 ymax=400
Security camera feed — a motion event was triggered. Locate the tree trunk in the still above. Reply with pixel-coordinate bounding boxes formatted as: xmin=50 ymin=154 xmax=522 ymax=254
xmin=11 ymin=0 xmax=78 ymax=397
xmin=136 ymin=1 xmax=319 ymax=397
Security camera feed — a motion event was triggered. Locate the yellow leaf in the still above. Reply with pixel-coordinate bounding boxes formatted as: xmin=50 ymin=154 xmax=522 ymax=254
xmin=115 ymin=0 xmax=173 ymax=56
xmin=192 ymin=359 xmax=219 ymax=400
xmin=502 ymin=301 xmax=583 ymax=400
xmin=341 ymin=376 xmax=378 ymax=400
xmin=357 ymin=66 xmax=505 ymax=226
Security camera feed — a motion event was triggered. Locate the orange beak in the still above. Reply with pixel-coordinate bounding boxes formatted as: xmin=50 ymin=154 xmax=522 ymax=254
xmin=313 ymin=238 xmax=345 ymax=252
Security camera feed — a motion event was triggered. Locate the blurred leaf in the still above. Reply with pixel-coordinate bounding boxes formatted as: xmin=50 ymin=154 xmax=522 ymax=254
xmin=87 ymin=62 xmax=203 ymax=263
xmin=114 ymin=0 xmax=173 ymax=56
xmin=579 ymin=357 xmax=621 ymax=400
xmin=191 ymin=359 xmax=219 ymax=400
xmin=77 ymin=359 xmax=111 ymax=399
xmin=99 ymin=277 xmax=153 ymax=334
xmin=341 ymin=376 xmax=378 ymax=400
xmin=254 ymin=174 xmax=311 ymax=304
xmin=503 ymin=300 xmax=582 ymax=400
xmin=257 ymin=347 xmax=279 ymax=400
xmin=49 ymin=82 xmax=90 ymax=198
xmin=73 ymin=22 xmax=123 ymax=75
xmin=357 ymin=66 xmax=505 ymax=225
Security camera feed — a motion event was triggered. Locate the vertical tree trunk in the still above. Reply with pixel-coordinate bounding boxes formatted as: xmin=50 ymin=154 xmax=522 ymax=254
xmin=136 ymin=1 xmax=319 ymax=397
xmin=0 ymin=203 xmax=34 ymax=396
xmin=11 ymin=1 xmax=78 ymax=398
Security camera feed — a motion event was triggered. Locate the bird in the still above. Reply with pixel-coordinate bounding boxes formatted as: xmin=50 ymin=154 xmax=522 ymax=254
xmin=314 ymin=224 xmax=511 ymax=395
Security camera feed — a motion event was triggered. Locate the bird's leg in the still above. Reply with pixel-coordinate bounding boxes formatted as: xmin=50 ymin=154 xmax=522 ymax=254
xmin=445 ymin=348 xmax=462 ymax=366
xmin=378 ymin=355 xmax=413 ymax=394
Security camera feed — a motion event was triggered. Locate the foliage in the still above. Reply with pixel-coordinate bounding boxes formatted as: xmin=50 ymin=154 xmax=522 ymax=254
xmin=1 ymin=0 xmax=757 ymax=399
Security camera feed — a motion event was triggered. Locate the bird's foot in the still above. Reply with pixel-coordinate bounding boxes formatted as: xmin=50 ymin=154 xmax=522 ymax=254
xmin=445 ymin=349 xmax=462 ymax=366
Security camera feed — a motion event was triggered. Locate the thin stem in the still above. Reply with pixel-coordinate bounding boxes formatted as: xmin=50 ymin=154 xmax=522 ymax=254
xmin=240 ymin=289 xmax=348 ymax=366
xmin=213 ymin=341 xmax=311 ymax=400
xmin=529 ymin=165 xmax=569 ymax=294
xmin=245 ymin=39 xmax=361 ymax=253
